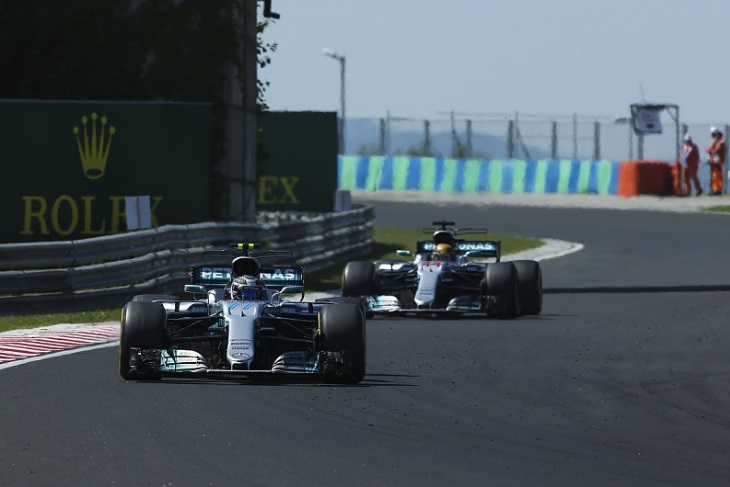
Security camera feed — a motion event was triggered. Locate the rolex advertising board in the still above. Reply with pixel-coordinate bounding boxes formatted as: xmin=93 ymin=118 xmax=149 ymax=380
xmin=0 ymin=101 xmax=211 ymax=243
xmin=258 ymin=111 xmax=338 ymax=212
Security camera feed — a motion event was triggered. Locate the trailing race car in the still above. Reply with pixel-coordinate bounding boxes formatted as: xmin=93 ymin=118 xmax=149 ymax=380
xmin=119 ymin=243 xmax=366 ymax=384
xmin=341 ymin=221 xmax=542 ymax=319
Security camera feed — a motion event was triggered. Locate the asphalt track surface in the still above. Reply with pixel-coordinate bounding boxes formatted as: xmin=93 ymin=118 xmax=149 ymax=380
xmin=3 ymin=193 xmax=730 ymax=486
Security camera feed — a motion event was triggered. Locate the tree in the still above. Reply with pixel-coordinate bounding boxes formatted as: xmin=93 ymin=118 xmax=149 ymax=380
xmin=0 ymin=0 xmax=277 ymax=217
xmin=0 ymin=0 xmax=274 ymax=104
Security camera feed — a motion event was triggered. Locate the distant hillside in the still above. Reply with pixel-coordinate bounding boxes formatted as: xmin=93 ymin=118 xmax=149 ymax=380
xmin=344 ymin=118 xmax=549 ymax=159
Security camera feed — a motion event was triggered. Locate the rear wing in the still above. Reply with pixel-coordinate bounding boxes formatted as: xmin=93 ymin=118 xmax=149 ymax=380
xmin=258 ymin=266 xmax=305 ymax=290
xmin=416 ymin=240 xmax=501 ymax=259
xmin=190 ymin=265 xmax=305 ymax=290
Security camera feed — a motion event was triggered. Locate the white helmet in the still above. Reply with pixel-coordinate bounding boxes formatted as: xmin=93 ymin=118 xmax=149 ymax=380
xmin=242 ymin=275 xmax=258 ymax=286
xmin=683 ymin=134 xmax=692 ymax=142
xmin=711 ymin=126 xmax=720 ymax=135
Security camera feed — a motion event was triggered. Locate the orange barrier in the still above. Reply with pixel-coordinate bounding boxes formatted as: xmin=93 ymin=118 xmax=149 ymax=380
xmin=617 ymin=160 xmax=672 ymax=197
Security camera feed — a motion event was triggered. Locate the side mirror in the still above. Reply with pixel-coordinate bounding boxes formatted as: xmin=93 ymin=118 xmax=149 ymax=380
xmin=465 ymin=250 xmax=499 ymax=262
xmin=272 ymin=285 xmax=305 ymax=305
xmin=184 ymin=284 xmax=207 ymax=294
xmin=280 ymin=285 xmax=304 ymax=295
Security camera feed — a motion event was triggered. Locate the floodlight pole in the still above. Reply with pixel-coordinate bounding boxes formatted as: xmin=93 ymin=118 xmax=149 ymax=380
xmin=323 ymin=49 xmax=346 ymax=154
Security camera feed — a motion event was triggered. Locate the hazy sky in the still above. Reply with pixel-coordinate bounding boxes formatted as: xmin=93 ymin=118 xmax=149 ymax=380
xmin=261 ymin=0 xmax=730 ymax=125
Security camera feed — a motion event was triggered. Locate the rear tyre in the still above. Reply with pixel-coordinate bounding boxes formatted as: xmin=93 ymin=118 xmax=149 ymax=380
xmin=319 ymin=303 xmax=366 ymax=384
xmin=512 ymin=260 xmax=543 ymax=315
xmin=341 ymin=261 xmax=375 ymax=297
xmin=119 ymin=301 xmax=170 ymax=380
xmin=484 ymin=262 xmax=519 ymax=319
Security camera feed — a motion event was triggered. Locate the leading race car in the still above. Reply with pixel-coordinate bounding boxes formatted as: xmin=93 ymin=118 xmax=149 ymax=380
xmin=341 ymin=221 xmax=542 ymax=319
xmin=119 ymin=243 xmax=366 ymax=384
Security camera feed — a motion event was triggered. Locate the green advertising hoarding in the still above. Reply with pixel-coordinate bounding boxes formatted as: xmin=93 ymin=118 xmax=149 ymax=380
xmin=258 ymin=111 xmax=338 ymax=212
xmin=0 ymin=101 xmax=211 ymax=243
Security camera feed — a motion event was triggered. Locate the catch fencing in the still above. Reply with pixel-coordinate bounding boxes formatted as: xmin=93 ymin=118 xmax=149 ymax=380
xmin=0 ymin=206 xmax=374 ymax=315
xmin=348 ymin=112 xmax=730 ymax=164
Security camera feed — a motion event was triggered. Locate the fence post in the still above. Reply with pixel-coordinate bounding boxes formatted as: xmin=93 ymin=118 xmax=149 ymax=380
xmin=507 ymin=120 xmax=515 ymax=158
xmin=638 ymin=133 xmax=644 ymax=160
xmin=572 ymin=113 xmax=578 ymax=159
xmin=379 ymin=118 xmax=386 ymax=154
xmin=424 ymin=119 xmax=431 ymax=155
xmin=466 ymin=119 xmax=472 ymax=158
xmin=593 ymin=121 xmax=601 ymax=160
xmin=551 ymin=121 xmax=558 ymax=159
xmin=385 ymin=111 xmax=391 ymax=155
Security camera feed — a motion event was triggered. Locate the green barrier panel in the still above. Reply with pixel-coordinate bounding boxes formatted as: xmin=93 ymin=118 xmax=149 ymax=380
xmin=366 ymin=156 xmax=384 ymax=191
xmin=578 ymin=161 xmax=592 ymax=193
xmin=558 ymin=160 xmax=573 ymax=193
xmin=419 ymin=157 xmax=437 ymax=191
xmin=0 ymin=100 xmax=211 ymax=243
xmin=512 ymin=159 xmax=527 ymax=194
xmin=259 ymin=111 xmax=338 ymax=212
xmin=338 ymin=155 xmax=359 ymax=190
xmin=392 ymin=156 xmax=409 ymax=190
xmin=597 ymin=160 xmax=615 ymax=195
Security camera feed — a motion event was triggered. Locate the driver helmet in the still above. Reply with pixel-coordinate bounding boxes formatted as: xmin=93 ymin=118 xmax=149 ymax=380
xmin=241 ymin=275 xmax=258 ymax=286
xmin=433 ymin=243 xmax=455 ymax=261
xmin=234 ymin=275 xmax=260 ymax=300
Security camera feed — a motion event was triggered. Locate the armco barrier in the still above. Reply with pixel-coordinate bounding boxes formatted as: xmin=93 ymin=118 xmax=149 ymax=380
xmin=0 ymin=206 xmax=374 ymax=315
xmin=339 ymin=156 xmax=621 ymax=195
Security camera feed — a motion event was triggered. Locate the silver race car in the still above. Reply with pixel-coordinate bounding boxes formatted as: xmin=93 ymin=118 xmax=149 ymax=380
xmin=119 ymin=243 xmax=366 ymax=383
xmin=341 ymin=221 xmax=542 ymax=319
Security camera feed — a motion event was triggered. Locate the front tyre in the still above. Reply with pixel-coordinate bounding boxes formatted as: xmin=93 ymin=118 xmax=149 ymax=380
xmin=512 ymin=260 xmax=543 ymax=315
xmin=483 ymin=262 xmax=519 ymax=319
xmin=315 ymin=296 xmax=367 ymax=318
xmin=119 ymin=301 xmax=169 ymax=380
xmin=319 ymin=303 xmax=366 ymax=384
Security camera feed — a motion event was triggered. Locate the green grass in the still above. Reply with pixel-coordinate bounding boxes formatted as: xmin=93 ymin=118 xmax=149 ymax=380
xmin=0 ymin=227 xmax=543 ymax=333
xmin=0 ymin=308 xmax=121 ymax=333
xmin=704 ymin=206 xmax=730 ymax=213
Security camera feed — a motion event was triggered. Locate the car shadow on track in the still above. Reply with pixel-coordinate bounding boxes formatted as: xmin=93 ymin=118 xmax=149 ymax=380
xmin=132 ymin=373 xmax=420 ymax=388
xmin=546 ymin=284 xmax=730 ymax=293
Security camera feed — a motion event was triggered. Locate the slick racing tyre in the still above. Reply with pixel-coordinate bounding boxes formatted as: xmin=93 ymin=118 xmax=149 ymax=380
xmin=119 ymin=301 xmax=170 ymax=380
xmin=341 ymin=261 xmax=375 ymax=297
xmin=512 ymin=259 xmax=543 ymax=315
xmin=319 ymin=303 xmax=366 ymax=384
xmin=483 ymin=262 xmax=519 ymax=319
xmin=132 ymin=294 xmax=178 ymax=302
xmin=315 ymin=296 xmax=367 ymax=319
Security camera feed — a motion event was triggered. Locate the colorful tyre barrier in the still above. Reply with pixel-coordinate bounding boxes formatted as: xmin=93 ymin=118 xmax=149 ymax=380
xmin=338 ymin=156 xmax=621 ymax=195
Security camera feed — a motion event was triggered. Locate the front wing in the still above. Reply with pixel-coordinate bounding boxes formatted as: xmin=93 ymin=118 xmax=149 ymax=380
xmin=127 ymin=348 xmax=356 ymax=381
xmin=364 ymin=295 xmax=485 ymax=316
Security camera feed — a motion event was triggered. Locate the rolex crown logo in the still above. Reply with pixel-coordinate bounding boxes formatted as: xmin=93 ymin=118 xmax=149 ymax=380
xmin=73 ymin=112 xmax=116 ymax=180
